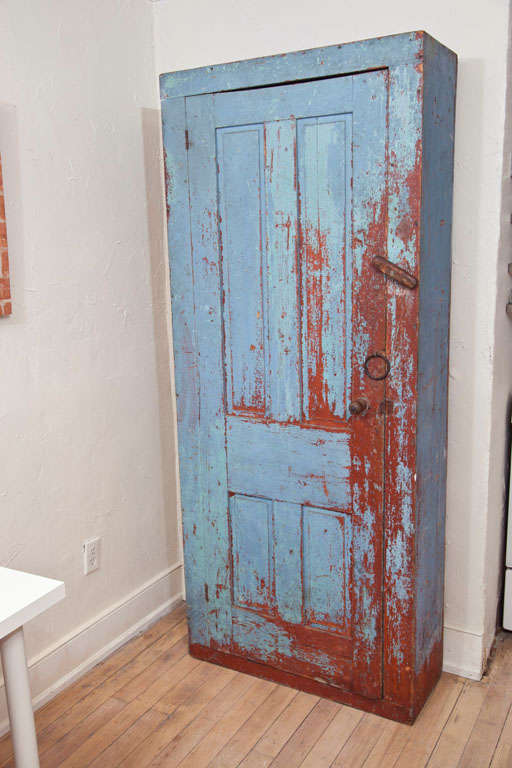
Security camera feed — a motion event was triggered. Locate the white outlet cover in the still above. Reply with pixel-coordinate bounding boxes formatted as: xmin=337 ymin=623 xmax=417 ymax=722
xmin=83 ymin=537 xmax=101 ymax=575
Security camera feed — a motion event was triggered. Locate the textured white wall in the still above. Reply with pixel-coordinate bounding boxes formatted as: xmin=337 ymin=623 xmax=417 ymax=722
xmin=0 ymin=0 xmax=182 ymax=720
xmin=153 ymin=0 xmax=512 ymax=677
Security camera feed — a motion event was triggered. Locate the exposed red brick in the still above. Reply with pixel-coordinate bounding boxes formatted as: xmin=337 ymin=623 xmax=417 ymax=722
xmin=0 ymin=155 xmax=11 ymax=315
xmin=0 ymin=277 xmax=11 ymax=299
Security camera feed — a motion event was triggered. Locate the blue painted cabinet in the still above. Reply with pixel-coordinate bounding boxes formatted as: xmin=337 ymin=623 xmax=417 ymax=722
xmin=160 ymin=31 xmax=456 ymax=723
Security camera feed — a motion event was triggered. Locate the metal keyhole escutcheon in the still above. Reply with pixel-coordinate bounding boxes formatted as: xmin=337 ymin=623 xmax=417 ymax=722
xmin=364 ymin=352 xmax=391 ymax=381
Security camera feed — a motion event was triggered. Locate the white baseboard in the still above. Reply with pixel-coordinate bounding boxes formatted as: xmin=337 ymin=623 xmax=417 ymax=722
xmin=0 ymin=562 xmax=184 ymax=738
xmin=442 ymin=624 xmax=487 ymax=680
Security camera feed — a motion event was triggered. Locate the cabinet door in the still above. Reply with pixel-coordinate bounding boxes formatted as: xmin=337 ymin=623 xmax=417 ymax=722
xmin=173 ymin=70 xmax=389 ymax=699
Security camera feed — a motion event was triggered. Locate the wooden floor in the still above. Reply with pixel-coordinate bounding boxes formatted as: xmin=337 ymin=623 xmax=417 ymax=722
xmin=1 ymin=603 xmax=512 ymax=767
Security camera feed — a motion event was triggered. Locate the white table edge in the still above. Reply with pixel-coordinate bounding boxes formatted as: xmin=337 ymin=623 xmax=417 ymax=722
xmin=0 ymin=581 xmax=66 ymax=641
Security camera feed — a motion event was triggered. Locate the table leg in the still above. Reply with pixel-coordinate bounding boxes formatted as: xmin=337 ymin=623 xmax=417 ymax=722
xmin=0 ymin=627 xmax=40 ymax=768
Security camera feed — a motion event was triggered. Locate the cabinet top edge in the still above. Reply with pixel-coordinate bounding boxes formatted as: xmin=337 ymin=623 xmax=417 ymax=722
xmin=159 ymin=30 xmax=457 ymax=101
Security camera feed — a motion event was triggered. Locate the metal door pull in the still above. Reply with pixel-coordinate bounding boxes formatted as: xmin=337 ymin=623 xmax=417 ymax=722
xmin=372 ymin=256 xmax=417 ymax=289
xmin=349 ymin=397 xmax=369 ymax=416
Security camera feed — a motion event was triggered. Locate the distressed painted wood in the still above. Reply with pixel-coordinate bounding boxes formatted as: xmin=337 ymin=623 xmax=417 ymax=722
xmin=226 ymin=416 xmax=351 ymax=508
xmin=415 ymin=35 xmax=457 ymax=701
xmin=160 ymin=32 xmax=422 ymax=99
xmin=161 ymin=31 xmax=457 ymax=724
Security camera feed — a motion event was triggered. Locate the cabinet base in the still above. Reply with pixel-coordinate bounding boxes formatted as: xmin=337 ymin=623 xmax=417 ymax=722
xmin=189 ymin=642 xmax=418 ymax=724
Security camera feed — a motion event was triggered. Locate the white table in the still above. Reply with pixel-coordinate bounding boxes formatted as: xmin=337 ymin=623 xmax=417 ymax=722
xmin=0 ymin=568 xmax=65 ymax=768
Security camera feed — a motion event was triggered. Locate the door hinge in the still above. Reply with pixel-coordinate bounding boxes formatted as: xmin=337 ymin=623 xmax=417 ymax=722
xmin=372 ymin=256 xmax=418 ymax=289
xmin=185 ymin=129 xmax=190 ymax=151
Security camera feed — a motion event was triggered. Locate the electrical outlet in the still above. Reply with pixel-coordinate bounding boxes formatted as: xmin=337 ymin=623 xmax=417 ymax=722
xmin=83 ymin=537 xmax=101 ymax=575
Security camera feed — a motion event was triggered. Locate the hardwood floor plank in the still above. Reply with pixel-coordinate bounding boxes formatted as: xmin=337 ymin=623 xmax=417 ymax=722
xmin=239 ymin=749 xmax=274 ymax=767
xmin=394 ymin=674 xmax=465 ymax=768
xmin=116 ymin=651 xmax=200 ymax=704
xmin=426 ymin=681 xmax=489 ymax=768
xmin=151 ymin=659 xmax=230 ymax=713
xmin=331 ymin=712 xmax=388 ymax=767
xmin=270 ymin=697 xmax=341 ymax=768
xmin=56 ymin=698 xmax=158 ymax=768
xmin=122 ymin=667 xmax=254 ymax=767
xmin=0 ymin=604 xmax=186 ymax=767
xmin=88 ymin=706 xmax=168 ymax=768
xmin=299 ymin=705 xmax=364 ymax=767
xmin=2 ymin=623 xmax=188 ymax=768
xmin=0 ymin=736 xmax=11 ymax=765
xmin=248 ymin=690 xmax=319 ymax=761
xmin=152 ymin=687 xmax=316 ymax=768
xmin=40 ymin=638 xmax=187 ymax=741
xmin=458 ymin=657 xmax=512 ymax=768
xmin=176 ymin=678 xmax=276 ymax=767
xmin=147 ymin=713 xmax=219 ymax=767
xmin=146 ymin=669 xmax=247 ymax=767
xmin=359 ymin=720 xmax=410 ymax=768
xmin=46 ymin=607 xmax=187 ymax=720
xmin=208 ymin=685 xmax=297 ymax=767
xmin=104 ymin=623 xmax=190 ymax=703
xmin=490 ymin=703 xmax=512 ymax=768
xmin=41 ymin=604 xmax=187 ymax=724
xmin=2 ymin=697 xmax=121 ymax=768
xmin=36 ymin=697 xmax=125 ymax=768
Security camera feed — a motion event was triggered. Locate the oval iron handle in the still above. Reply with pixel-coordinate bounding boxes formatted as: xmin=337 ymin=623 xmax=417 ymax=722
xmin=373 ymin=256 xmax=417 ymax=289
xmin=364 ymin=352 xmax=391 ymax=381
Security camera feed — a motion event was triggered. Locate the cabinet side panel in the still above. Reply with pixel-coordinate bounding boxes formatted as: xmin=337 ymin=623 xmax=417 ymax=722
xmin=161 ymin=98 xmax=208 ymax=646
xmin=415 ymin=38 xmax=457 ymax=689
xmin=383 ymin=60 xmax=422 ymax=710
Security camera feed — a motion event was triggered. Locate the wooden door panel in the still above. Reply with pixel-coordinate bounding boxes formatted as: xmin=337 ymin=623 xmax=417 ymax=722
xmin=185 ymin=70 xmax=388 ymax=699
xmin=217 ymin=125 xmax=266 ymax=416
xmin=264 ymin=118 xmax=302 ymax=422
xmin=231 ymin=605 xmax=353 ymax=687
xmin=298 ymin=115 xmax=352 ymax=425
xmin=226 ymin=417 xmax=351 ymax=509
xmin=230 ymin=494 xmax=271 ymax=611
xmin=229 ymin=495 xmax=352 ymax=631
xmin=273 ymin=500 xmax=302 ymax=623
xmin=229 ymin=494 xmax=353 ymax=688
xmin=303 ymin=506 xmax=352 ymax=636
xmin=214 ymin=74 xmax=353 ymax=125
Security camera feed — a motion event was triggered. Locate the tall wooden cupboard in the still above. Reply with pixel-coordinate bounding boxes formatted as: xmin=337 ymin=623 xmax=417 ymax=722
xmin=160 ymin=31 xmax=457 ymax=723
